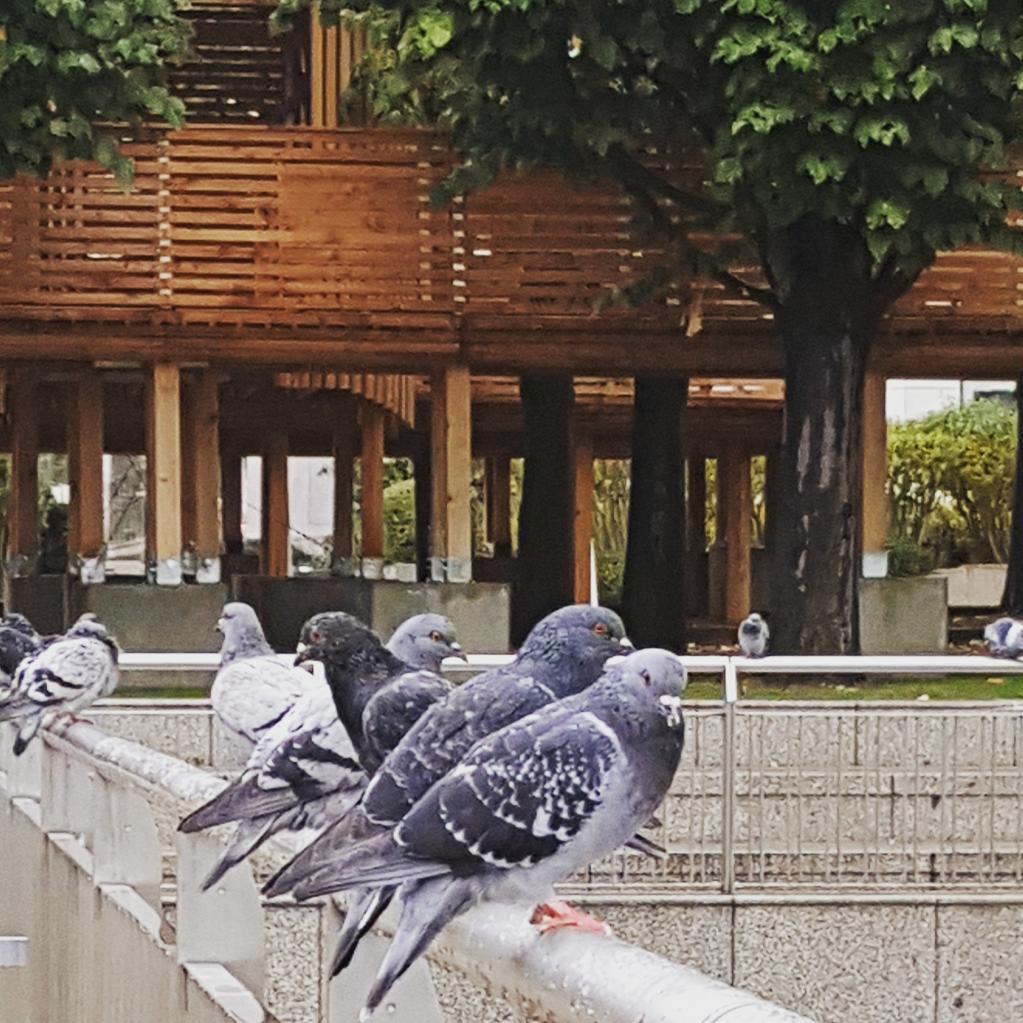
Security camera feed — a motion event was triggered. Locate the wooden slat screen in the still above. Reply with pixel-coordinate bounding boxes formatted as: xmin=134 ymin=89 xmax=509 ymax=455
xmin=1 ymin=125 xmax=1022 ymax=354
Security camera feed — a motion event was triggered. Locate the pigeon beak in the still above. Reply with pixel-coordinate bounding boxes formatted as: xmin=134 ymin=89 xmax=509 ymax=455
xmin=617 ymin=637 xmax=635 ymax=654
xmin=657 ymin=694 xmax=684 ymax=729
xmin=294 ymin=643 xmax=311 ymax=667
xmin=450 ymin=641 xmax=468 ymax=663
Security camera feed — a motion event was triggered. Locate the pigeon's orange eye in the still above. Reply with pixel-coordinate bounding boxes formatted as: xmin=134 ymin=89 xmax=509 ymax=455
xmin=593 ymin=623 xmax=608 ymax=636
xmin=310 ymin=629 xmax=323 ymax=643
xmin=429 ymin=631 xmax=443 ymax=642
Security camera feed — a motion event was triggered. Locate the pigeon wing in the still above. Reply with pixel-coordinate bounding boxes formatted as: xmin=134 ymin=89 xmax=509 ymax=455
xmin=212 ymin=656 xmax=316 ymax=743
xmin=360 ymin=670 xmax=453 ymax=773
xmin=362 ymin=668 xmax=555 ymax=826
xmin=11 ymin=639 xmax=114 ymax=712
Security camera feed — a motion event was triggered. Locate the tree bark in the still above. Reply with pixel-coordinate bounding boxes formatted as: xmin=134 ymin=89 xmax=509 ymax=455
xmin=622 ymin=377 xmax=687 ymax=651
xmin=511 ymin=376 xmax=574 ymax=646
xmin=1001 ymin=376 xmax=1023 ymax=613
xmin=768 ymin=218 xmax=874 ymax=654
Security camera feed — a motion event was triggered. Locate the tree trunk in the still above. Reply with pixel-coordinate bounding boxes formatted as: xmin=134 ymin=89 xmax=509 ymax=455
xmin=769 ymin=218 xmax=875 ymax=654
xmin=511 ymin=376 xmax=575 ymax=646
xmin=1002 ymin=376 xmax=1023 ymax=613
xmin=622 ymin=377 xmax=687 ymax=651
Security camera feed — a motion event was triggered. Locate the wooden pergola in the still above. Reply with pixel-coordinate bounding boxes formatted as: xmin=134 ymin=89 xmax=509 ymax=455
xmin=1 ymin=3 xmax=1021 ymax=631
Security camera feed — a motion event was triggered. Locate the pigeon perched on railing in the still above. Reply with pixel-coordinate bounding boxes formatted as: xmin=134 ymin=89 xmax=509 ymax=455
xmin=178 ymin=612 xmax=460 ymax=889
xmin=210 ymin=602 xmax=317 ymax=750
xmin=384 ymin=613 xmax=463 ymax=673
xmin=984 ymin=617 xmax=1023 ymax=658
xmin=0 ymin=612 xmax=41 ymax=689
xmin=264 ymin=604 xmax=632 ymax=977
xmin=738 ymin=612 xmax=769 ymax=658
xmin=0 ymin=615 xmax=119 ymax=755
xmin=303 ymin=647 xmax=687 ymax=1019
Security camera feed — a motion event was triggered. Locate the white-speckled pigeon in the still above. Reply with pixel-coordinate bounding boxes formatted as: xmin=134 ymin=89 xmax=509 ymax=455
xmin=316 ymin=647 xmax=687 ymax=1019
xmin=0 ymin=616 xmax=119 ymax=755
xmin=738 ymin=612 xmax=769 ymax=658
xmin=178 ymin=613 xmax=460 ymax=889
xmin=984 ymin=616 xmax=1023 ymax=658
xmin=264 ymin=604 xmax=632 ymax=976
xmin=210 ymin=602 xmax=317 ymax=750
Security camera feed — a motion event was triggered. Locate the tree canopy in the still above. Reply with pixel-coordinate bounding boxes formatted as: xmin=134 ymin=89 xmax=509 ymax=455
xmin=0 ymin=0 xmax=189 ymax=182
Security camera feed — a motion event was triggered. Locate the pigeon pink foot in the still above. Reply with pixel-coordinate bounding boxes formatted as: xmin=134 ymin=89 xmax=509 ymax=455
xmin=530 ymin=900 xmax=613 ymax=937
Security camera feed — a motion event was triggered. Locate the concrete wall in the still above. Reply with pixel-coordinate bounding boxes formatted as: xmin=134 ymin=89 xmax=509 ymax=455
xmin=930 ymin=564 xmax=1006 ymax=608
xmin=859 ymin=575 xmax=949 ymax=654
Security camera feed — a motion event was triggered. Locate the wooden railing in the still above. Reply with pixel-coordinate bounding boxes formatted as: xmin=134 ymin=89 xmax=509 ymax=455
xmin=1 ymin=125 xmax=1021 ymax=356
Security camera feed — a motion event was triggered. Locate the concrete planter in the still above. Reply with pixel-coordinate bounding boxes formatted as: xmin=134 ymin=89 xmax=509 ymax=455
xmin=858 ymin=575 xmax=948 ymax=654
xmin=929 ymin=563 xmax=1006 ymax=609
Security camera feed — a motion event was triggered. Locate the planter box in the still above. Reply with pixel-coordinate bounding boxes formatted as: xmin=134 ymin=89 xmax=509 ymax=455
xmin=859 ymin=575 xmax=948 ymax=654
xmin=929 ymin=564 xmax=1006 ymax=609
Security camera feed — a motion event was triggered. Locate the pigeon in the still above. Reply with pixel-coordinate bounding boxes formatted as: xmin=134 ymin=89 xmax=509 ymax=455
xmin=0 ymin=612 xmax=41 ymax=687
xmin=264 ymin=604 xmax=632 ymax=976
xmin=305 ymin=647 xmax=687 ymax=1019
xmin=210 ymin=602 xmax=318 ymax=749
xmin=984 ymin=617 xmax=1023 ymax=658
xmin=738 ymin=612 xmax=769 ymax=658
xmin=178 ymin=613 xmax=460 ymax=889
xmin=384 ymin=613 xmax=464 ymax=672
xmin=0 ymin=616 xmax=119 ymax=755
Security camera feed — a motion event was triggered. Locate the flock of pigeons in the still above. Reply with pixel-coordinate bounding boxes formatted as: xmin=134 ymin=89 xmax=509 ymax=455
xmin=0 ymin=599 xmax=688 ymax=1020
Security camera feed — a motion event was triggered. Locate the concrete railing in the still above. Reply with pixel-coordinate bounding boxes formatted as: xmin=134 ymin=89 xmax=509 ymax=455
xmin=0 ymin=716 xmax=813 ymax=1023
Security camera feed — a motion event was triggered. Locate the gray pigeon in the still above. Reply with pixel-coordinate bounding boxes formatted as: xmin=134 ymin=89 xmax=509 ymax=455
xmin=305 ymin=647 xmax=687 ymax=1019
xmin=0 ymin=612 xmax=41 ymax=688
xmin=210 ymin=602 xmax=317 ymax=749
xmin=0 ymin=616 xmax=119 ymax=755
xmin=385 ymin=613 xmax=464 ymax=672
xmin=738 ymin=612 xmax=769 ymax=658
xmin=178 ymin=613 xmax=460 ymax=889
xmin=264 ymin=604 xmax=632 ymax=976
xmin=984 ymin=617 xmax=1023 ymax=658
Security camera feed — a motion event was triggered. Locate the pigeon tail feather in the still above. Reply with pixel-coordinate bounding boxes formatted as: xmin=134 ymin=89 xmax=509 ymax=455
xmin=329 ymin=887 xmax=394 ymax=978
xmin=13 ymin=715 xmax=41 ymax=756
xmin=292 ymin=854 xmax=449 ymax=902
xmin=200 ymin=815 xmax=283 ymax=891
xmin=360 ymin=878 xmax=474 ymax=1019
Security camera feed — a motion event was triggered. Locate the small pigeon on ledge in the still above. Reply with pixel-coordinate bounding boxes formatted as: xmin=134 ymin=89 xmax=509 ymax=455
xmin=983 ymin=616 xmax=1023 ymax=658
xmin=299 ymin=647 xmax=687 ymax=1020
xmin=0 ymin=612 xmax=41 ymax=689
xmin=738 ymin=612 xmax=769 ymax=658
xmin=210 ymin=602 xmax=317 ymax=750
xmin=179 ymin=613 xmax=460 ymax=889
xmin=0 ymin=615 xmax=119 ymax=755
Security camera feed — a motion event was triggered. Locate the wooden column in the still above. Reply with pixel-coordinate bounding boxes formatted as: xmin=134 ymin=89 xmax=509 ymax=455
xmin=430 ymin=365 xmax=472 ymax=583
xmin=413 ymin=431 xmax=432 ymax=582
xmin=485 ymin=457 xmax=512 ymax=557
xmin=261 ymin=433 xmax=290 ymax=578
xmin=332 ymin=398 xmax=357 ymax=575
xmin=861 ymin=372 xmax=889 ymax=578
xmin=718 ymin=444 xmax=752 ymax=624
xmin=573 ymin=430 xmax=594 ymax=604
xmin=145 ymin=363 xmax=183 ymax=585
xmin=67 ymin=373 xmax=105 ymax=582
xmin=181 ymin=371 xmax=221 ymax=582
xmin=360 ymin=404 xmax=385 ymax=574
xmin=8 ymin=370 xmax=39 ymax=576
xmin=221 ymin=441 xmax=244 ymax=557
xmin=686 ymin=454 xmax=708 ymax=617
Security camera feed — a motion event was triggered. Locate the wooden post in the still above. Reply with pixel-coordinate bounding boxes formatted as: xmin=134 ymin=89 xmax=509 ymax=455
xmin=332 ymin=397 xmax=357 ymax=576
xmin=146 ymin=363 xmax=183 ymax=585
xmin=573 ymin=430 xmax=594 ymax=604
xmin=7 ymin=370 xmax=39 ymax=577
xmin=221 ymin=440 xmax=244 ymax=557
xmin=686 ymin=454 xmax=708 ymax=618
xmin=485 ymin=457 xmax=512 ymax=558
xmin=718 ymin=444 xmax=752 ymax=624
xmin=67 ymin=373 xmax=105 ymax=583
xmin=261 ymin=433 xmax=290 ymax=578
xmin=360 ymin=404 xmax=385 ymax=575
xmin=414 ymin=432 xmax=432 ymax=582
xmin=861 ymin=372 xmax=888 ymax=578
xmin=430 ymin=365 xmax=472 ymax=583
xmin=182 ymin=371 xmax=222 ymax=582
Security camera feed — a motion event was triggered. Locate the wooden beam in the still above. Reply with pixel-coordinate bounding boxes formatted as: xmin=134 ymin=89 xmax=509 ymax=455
xmin=182 ymin=371 xmax=221 ymax=580
xmin=221 ymin=441 xmax=244 ymax=557
xmin=8 ymin=370 xmax=39 ymax=575
xmin=67 ymin=373 xmax=105 ymax=580
xmin=485 ymin=457 xmax=512 ymax=557
xmin=861 ymin=372 xmax=888 ymax=578
xmin=360 ymin=403 xmax=385 ymax=568
xmin=332 ymin=398 xmax=357 ymax=574
xmin=145 ymin=363 xmax=183 ymax=585
xmin=261 ymin=432 xmax=290 ymax=578
xmin=573 ymin=430 xmax=594 ymax=604
xmin=718 ymin=445 xmax=752 ymax=624
xmin=430 ymin=365 xmax=473 ymax=582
